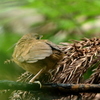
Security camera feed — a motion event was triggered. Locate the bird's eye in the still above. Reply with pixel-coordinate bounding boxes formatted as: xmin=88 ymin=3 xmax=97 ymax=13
xmin=35 ymin=35 xmax=40 ymax=39
xmin=35 ymin=35 xmax=43 ymax=39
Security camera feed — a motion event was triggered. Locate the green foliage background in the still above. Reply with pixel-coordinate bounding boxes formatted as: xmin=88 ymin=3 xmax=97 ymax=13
xmin=0 ymin=0 xmax=100 ymax=99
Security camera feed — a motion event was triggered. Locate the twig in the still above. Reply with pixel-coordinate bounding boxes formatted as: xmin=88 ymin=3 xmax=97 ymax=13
xmin=0 ymin=80 xmax=40 ymax=91
xmin=0 ymin=80 xmax=100 ymax=93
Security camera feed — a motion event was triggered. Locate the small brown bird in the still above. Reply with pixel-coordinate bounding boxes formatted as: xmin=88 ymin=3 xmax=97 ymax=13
xmin=12 ymin=33 xmax=63 ymax=82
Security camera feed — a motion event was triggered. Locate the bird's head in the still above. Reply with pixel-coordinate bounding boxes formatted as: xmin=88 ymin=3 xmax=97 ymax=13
xmin=20 ymin=33 xmax=42 ymax=40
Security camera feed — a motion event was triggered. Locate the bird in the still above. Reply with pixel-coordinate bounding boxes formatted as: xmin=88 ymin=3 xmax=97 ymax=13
xmin=12 ymin=33 xmax=63 ymax=83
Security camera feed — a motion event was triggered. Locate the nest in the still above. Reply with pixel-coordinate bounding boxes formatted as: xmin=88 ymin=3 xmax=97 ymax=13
xmin=10 ymin=38 xmax=100 ymax=100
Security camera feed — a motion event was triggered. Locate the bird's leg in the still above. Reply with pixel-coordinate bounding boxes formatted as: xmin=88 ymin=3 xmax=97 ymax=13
xmin=29 ymin=67 xmax=46 ymax=88
xmin=29 ymin=68 xmax=44 ymax=82
xmin=48 ymin=70 xmax=54 ymax=79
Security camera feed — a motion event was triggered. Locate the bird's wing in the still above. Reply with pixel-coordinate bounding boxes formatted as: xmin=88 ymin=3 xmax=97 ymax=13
xmin=17 ymin=41 xmax=53 ymax=63
xmin=43 ymin=40 xmax=61 ymax=51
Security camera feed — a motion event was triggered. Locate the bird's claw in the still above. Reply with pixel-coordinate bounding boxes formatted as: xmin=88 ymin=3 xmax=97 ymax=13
xmin=33 ymin=81 xmax=42 ymax=88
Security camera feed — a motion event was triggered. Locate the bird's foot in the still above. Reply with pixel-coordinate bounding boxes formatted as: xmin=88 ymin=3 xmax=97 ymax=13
xmin=34 ymin=81 xmax=42 ymax=88
xmin=29 ymin=80 xmax=42 ymax=88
